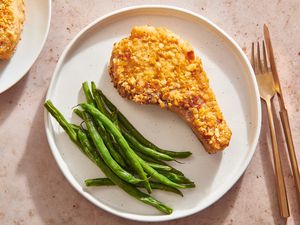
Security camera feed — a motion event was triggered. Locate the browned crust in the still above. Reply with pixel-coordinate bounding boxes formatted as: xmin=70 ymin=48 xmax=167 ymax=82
xmin=0 ymin=0 xmax=25 ymax=60
xmin=109 ymin=25 xmax=232 ymax=153
xmin=169 ymin=106 xmax=228 ymax=153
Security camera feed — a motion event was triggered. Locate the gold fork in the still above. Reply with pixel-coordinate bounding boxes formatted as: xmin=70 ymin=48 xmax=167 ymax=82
xmin=251 ymin=41 xmax=290 ymax=218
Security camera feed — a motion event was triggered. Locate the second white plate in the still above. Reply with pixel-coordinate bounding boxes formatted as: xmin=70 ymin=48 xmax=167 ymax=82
xmin=44 ymin=5 xmax=261 ymax=222
xmin=0 ymin=0 xmax=51 ymax=93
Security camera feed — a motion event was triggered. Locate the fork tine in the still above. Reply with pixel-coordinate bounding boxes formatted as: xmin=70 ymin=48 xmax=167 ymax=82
xmin=257 ymin=42 xmax=263 ymax=73
xmin=251 ymin=42 xmax=256 ymax=73
xmin=262 ymin=41 xmax=268 ymax=72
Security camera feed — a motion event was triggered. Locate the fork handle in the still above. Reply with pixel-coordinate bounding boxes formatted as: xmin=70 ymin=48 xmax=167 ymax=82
xmin=266 ymin=100 xmax=290 ymax=218
xmin=280 ymin=108 xmax=300 ymax=203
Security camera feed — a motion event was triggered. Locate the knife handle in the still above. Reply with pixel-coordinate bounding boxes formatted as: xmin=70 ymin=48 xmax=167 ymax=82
xmin=280 ymin=108 xmax=300 ymax=203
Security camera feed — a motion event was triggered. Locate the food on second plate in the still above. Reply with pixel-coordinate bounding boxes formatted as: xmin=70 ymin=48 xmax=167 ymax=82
xmin=0 ymin=0 xmax=25 ymax=60
xmin=44 ymin=81 xmax=195 ymax=214
xmin=109 ymin=25 xmax=232 ymax=153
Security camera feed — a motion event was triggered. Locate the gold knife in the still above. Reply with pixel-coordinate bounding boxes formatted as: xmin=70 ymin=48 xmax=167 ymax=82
xmin=264 ymin=24 xmax=300 ymax=204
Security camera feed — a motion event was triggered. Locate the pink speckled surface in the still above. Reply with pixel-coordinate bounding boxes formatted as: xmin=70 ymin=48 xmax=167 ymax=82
xmin=0 ymin=0 xmax=299 ymax=224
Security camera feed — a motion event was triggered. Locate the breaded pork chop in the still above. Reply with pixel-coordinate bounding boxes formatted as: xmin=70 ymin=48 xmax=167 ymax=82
xmin=109 ymin=26 xmax=232 ymax=153
xmin=0 ymin=0 xmax=25 ymax=60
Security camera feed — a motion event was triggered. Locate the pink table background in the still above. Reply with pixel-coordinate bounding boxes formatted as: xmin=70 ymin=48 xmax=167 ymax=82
xmin=0 ymin=0 xmax=299 ymax=224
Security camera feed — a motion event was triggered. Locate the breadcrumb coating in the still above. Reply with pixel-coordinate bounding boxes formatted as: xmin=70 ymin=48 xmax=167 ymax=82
xmin=109 ymin=25 xmax=231 ymax=153
xmin=0 ymin=0 xmax=25 ymax=60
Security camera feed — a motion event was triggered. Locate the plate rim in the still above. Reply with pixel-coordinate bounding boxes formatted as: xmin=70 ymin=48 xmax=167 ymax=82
xmin=44 ymin=5 xmax=261 ymax=222
xmin=0 ymin=0 xmax=52 ymax=94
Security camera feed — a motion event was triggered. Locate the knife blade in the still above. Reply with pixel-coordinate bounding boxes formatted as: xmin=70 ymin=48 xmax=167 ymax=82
xmin=263 ymin=24 xmax=285 ymax=109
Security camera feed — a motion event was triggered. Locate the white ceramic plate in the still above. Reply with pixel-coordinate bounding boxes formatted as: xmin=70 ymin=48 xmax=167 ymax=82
xmin=0 ymin=0 xmax=51 ymax=93
xmin=44 ymin=6 xmax=261 ymax=222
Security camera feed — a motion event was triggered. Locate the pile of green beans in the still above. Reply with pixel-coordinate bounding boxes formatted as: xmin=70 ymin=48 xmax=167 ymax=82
xmin=44 ymin=81 xmax=194 ymax=214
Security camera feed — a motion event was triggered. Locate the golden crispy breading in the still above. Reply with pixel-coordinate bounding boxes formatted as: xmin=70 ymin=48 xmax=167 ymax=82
xmin=109 ymin=25 xmax=232 ymax=153
xmin=0 ymin=0 xmax=25 ymax=60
